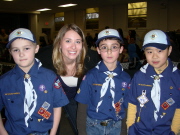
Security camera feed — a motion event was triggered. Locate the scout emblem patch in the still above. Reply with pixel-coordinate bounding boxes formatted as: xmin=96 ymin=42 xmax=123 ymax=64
xmin=151 ymin=34 xmax=157 ymax=40
xmin=38 ymin=101 xmax=51 ymax=120
xmin=161 ymin=98 xmax=175 ymax=110
xmin=54 ymin=78 xmax=61 ymax=89
xmin=137 ymin=90 xmax=149 ymax=107
xmin=115 ymin=98 xmax=123 ymax=120
xmin=122 ymin=82 xmax=127 ymax=88
xmin=39 ymin=85 xmax=46 ymax=91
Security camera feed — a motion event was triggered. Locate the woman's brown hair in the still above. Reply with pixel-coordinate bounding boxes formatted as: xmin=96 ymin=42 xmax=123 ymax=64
xmin=52 ymin=23 xmax=87 ymax=77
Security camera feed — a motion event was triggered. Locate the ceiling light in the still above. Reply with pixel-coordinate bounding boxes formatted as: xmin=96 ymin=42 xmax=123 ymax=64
xmin=3 ymin=0 xmax=13 ymax=1
xmin=58 ymin=3 xmax=77 ymax=7
xmin=36 ymin=8 xmax=51 ymax=11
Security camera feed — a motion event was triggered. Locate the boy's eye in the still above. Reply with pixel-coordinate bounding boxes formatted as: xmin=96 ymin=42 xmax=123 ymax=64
xmin=112 ymin=46 xmax=119 ymax=49
xmin=100 ymin=46 xmax=107 ymax=50
xmin=25 ymin=48 xmax=30 ymax=50
xmin=12 ymin=49 xmax=19 ymax=52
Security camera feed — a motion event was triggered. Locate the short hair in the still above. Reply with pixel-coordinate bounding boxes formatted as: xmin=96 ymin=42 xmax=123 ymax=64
xmin=98 ymin=37 xmax=123 ymax=47
xmin=52 ymin=23 xmax=87 ymax=77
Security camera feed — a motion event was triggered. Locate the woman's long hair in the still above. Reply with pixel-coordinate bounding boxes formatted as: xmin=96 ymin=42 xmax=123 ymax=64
xmin=52 ymin=23 xmax=87 ymax=77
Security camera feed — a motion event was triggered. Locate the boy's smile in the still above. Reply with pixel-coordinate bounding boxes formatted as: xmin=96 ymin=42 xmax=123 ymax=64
xmin=144 ymin=46 xmax=172 ymax=70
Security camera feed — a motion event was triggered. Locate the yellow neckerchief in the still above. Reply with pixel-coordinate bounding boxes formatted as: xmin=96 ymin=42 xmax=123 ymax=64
xmin=154 ymin=60 xmax=168 ymax=74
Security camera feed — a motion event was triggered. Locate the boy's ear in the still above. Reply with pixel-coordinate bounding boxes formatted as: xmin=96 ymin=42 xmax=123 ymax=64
xmin=119 ymin=45 xmax=124 ymax=54
xmin=35 ymin=45 xmax=40 ymax=54
xmin=168 ymin=46 xmax=172 ymax=56
xmin=97 ymin=47 xmax=101 ymax=54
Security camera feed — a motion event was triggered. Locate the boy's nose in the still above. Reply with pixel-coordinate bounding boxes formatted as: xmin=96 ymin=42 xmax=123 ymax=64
xmin=107 ymin=48 xmax=112 ymax=53
xmin=152 ymin=53 xmax=158 ymax=58
xmin=19 ymin=51 xmax=24 ymax=57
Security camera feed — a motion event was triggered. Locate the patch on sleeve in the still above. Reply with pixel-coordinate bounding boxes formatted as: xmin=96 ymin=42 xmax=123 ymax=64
xmin=127 ymin=83 xmax=131 ymax=89
xmin=54 ymin=78 xmax=61 ymax=89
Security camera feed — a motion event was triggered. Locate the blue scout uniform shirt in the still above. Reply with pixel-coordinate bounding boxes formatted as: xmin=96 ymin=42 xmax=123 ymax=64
xmin=0 ymin=59 xmax=69 ymax=135
xmin=128 ymin=58 xmax=180 ymax=135
xmin=75 ymin=61 xmax=131 ymax=121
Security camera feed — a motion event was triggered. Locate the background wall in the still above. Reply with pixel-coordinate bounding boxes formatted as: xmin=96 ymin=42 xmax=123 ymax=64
xmin=1 ymin=0 xmax=180 ymax=47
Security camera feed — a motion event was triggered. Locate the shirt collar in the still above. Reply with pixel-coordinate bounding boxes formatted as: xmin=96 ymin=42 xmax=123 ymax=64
xmin=98 ymin=60 xmax=123 ymax=74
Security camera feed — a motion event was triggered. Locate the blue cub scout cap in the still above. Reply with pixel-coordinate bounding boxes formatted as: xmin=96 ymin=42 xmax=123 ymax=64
xmin=95 ymin=29 xmax=123 ymax=46
xmin=142 ymin=29 xmax=171 ymax=50
xmin=6 ymin=28 xmax=36 ymax=48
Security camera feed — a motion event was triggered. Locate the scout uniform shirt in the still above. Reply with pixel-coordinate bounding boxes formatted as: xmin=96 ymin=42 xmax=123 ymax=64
xmin=75 ymin=61 xmax=131 ymax=121
xmin=0 ymin=59 xmax=69 ymax=135
xmin=128 ymin=58 xmax=180 ymax=135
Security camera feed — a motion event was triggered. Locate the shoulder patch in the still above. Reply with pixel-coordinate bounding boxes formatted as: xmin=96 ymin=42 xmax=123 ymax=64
xmin=54 ymin=78 xmax=61 ymax=89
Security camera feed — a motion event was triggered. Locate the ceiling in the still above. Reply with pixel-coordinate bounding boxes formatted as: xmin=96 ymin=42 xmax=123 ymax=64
xmin=0 ymin=0 xmax=146 ymax=14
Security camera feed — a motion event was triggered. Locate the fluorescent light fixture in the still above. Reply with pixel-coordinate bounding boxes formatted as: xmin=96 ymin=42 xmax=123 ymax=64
xmin=36 ymin=8 xmax=51 ymax=11
xmin=3 ymin=0 xmax=13 ymax=1
xmin=58 ymin=3 xmax=77 ymax=7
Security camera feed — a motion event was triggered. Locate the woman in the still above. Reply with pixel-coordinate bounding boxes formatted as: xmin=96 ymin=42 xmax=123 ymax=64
xmin=52 ymin=23 xmax=87 ymax=135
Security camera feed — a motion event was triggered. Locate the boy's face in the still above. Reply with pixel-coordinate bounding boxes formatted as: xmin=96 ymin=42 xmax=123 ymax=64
xmin=9 ymin=38 xmax=39 ymax=73
xmin=97 ymin=39 xmax=123 ymax=69
xmin=144 ymin=46 xmax=172 ymax=70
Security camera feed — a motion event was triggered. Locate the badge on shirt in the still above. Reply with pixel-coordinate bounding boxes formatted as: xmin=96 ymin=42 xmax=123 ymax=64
xmin=54 ymin=78 xmax=61 ymax=89
xmin=114 ymin=102 xmax=121 ymax=113
xmin=42 ymin=101 xmax=50 ymax=110
xmin=161 ymin=98 xmax=175 ymax=110
xmin=38 ymin=107 xmax=51 ymax=119
xmin=137 ymin=90 xmax=149 ymax=107
xmin=122 ymin=82 xmax=127 ymax=88
xmin=39 ymin=84 xmax=46 ymax=91
xmin=38 ymin=101 xmax=51 ymax=119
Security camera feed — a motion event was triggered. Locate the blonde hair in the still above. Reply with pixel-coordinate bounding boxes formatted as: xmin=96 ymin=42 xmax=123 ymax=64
xmin=52 ymin=23 xmax=87 ymax=77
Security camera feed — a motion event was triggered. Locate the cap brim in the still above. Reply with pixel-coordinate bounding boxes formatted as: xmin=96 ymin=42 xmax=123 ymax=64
xmin=95 ymin=36 xmax=123 ymax=46
xmin=6 ymin=37 xmax=36 ymax=48
xmin=142 ymin=43 xmax=169 ymax=50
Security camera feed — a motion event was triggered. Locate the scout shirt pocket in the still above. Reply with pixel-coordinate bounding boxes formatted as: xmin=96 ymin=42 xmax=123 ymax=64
xmin=91 ymin=83 xmax=102 ymax=106
xmin=3 ymin=92 xmax=24 ymax=119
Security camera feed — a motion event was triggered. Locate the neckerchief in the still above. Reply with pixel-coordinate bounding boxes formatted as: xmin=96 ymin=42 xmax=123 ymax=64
xmin=24 ymin=58 xmax=41 ymax=127
xmin=96 ymin=62 xmax=118 ymax=112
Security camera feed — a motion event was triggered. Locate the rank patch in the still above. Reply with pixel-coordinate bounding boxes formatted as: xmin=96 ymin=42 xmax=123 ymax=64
xmin=166 ymin=98 xmax=175 ymax=106
xmin=38 ymin=107 xmax=51 ymax=119
xmin=161 ymin=102 xmax=170 ymax=110
xmin=114 ymin=102 xmax=121 ymax=113
xmin=42 ymin=101 xmax=50 ymax=110
xmin=137 ymin=94 xmax=149 ymax=105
